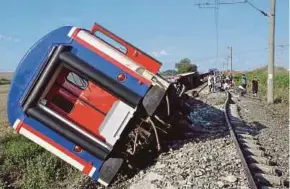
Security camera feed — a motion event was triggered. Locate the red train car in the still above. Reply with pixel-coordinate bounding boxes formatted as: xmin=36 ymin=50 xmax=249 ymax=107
xmin=7 ymin=23 xmax=189 ymax=186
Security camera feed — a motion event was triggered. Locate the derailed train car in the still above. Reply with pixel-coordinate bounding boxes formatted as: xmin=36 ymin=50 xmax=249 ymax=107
xmin=7 ymin=23 xmax=190 ymax=186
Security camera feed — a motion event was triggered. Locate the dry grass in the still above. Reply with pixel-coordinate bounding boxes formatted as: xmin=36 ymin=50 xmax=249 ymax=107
xmin=0 ymin=72 xmax=13 ymax=80
xmin=0 ymin=85 xmax=10 ymax=94
xmin=0 ymin=86 xmax=15 ymax=140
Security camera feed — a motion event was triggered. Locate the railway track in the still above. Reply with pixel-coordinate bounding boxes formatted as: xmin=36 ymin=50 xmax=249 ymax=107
xmin=224 ymin=91 xmax=289 ymax=189
xmin=79 ymin=84 xmax=287 ymax=189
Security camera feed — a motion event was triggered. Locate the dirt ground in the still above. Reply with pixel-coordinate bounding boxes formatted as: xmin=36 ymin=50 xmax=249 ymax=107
xmin=0 ymin=85 xmax=10 ymax=95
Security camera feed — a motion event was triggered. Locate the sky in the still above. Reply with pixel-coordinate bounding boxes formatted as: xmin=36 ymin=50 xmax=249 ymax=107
xmin=0 ymin=0 xmax=289 ymax=73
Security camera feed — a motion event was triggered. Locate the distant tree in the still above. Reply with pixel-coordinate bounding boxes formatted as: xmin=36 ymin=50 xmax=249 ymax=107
xmin=0 ymin=78 xmax=10 ymax=85
xmin=175 ymin=58 xmax=197 ymax=74
xmin=160 ymin=69 xmax=178 ymax=76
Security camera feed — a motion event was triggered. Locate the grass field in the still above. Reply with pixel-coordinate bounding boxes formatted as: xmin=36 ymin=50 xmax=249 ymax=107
xmin=233 ymin=66 xmax=289 ymax=104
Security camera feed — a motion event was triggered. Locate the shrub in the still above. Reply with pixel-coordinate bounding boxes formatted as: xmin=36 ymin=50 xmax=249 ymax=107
xmin=233 ymin=66 xmax=289 ymax=104
xmin=0 ymin=78 xmax=10 ymax=85
xmin=22 ymin=153 xmax=65 ymax=189
xmin=3 ymin=136 xmax=44 ymax=170
xmin=0 ymin=134 xmax=79 ymax=189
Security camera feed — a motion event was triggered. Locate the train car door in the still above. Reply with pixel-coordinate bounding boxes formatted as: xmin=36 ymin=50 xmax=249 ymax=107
xmin=44 ymin=66 xmax=119 ymax=142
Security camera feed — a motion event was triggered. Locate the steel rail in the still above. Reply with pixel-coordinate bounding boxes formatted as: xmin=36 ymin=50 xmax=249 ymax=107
xmin=224 ymin=91 xmax=258 ymax=189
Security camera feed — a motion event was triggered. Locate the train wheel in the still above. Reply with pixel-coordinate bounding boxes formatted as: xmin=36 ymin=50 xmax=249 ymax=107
xmin=98 ymin=158 xmax=124 ymax=187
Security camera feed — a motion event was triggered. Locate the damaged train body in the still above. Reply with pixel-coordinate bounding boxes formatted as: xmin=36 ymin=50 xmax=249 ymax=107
xmin=7 ymin=23 xmax=190 ymax=186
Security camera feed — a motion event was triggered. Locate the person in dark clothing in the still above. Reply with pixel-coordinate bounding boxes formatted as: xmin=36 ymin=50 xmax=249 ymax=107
xmin=229 ymin=74 xmax=233 ymax=85
xmin=252 ymin=77 xmax=259 ymax=96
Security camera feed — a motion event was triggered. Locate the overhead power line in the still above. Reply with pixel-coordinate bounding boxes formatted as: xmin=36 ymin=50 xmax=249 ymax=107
xmin=245 ymin=0 xmax=269 ymax=17
xmin=195 ymin=0 xmax=266 ymax=60
xmin=192 ymin=44 xmax=289 ymax=63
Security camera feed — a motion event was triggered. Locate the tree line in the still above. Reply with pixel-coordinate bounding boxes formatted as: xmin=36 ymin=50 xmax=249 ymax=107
xmin=160 ymin=58 xmax=198 ymax=76
xmin=0 ymin=78 xmax=10 ymax=85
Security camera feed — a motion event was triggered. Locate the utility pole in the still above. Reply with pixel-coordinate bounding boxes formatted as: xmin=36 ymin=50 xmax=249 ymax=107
xmin=267 ymin=0 xmax=276 ymax=104
xmin=224 ymin=60 xmax=228 ymax=73
xmin=228 ymin=46 xmax=233 ymax=75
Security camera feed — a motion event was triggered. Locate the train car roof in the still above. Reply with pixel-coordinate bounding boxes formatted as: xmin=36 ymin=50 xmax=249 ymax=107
xmin=177 ymin=72 xmax=196 ymax=77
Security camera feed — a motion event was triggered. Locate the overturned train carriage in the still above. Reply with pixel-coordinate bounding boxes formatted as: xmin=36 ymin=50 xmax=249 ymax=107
xmin=7 ymin=23 xmax=189 ymax=186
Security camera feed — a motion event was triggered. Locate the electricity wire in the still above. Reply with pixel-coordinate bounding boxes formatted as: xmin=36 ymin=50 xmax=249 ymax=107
xmin=245 ymin=0 xmax=269 ymax=17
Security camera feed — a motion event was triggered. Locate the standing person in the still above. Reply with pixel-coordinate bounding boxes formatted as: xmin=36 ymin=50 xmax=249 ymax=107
xmin=241 ymin=74 xmax=247 ymax=90
xmin=252 ymin=77 xmax=259 ymax=96
xmin=208 ymin=74 xmax=213 ymax=93
xmin=221 ymin=78 xmax=224 ymax=90
xmin=225 ymin=75 xmax=230 ymax=84
xmin=213 ymin=73 xmax=217 ymax=92
xmin=229 ymin=74 xmax=233 ymax=86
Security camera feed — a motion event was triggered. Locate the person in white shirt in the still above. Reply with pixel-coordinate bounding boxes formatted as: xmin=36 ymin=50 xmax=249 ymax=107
xmin=213 ymin=73 xmax=217 ymax=92
xmin=208 ymin=74 xmax=214 ymax=93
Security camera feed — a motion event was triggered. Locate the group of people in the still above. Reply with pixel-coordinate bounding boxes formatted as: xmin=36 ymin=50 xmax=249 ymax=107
xmin=207 ymin=72 xmax=259 ymax=96
xmin=240 ymin=74 xmax=259 ymax=97
xmin=208 ymin=73 xmax=233 ymax=93
xmin=221 ymin=74 xmax=234 ymax=90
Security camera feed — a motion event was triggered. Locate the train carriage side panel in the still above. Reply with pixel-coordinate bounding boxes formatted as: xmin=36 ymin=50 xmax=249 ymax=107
xmin=7 ymin=25 xmax=149 ymax=186
xmin=7 ymin=26 xmax=107 ymax=182
xmin=90 ymin=23 xmax=162 ymax=74
xmin=7 ymin=24 xmax=174 ymax=187
xmin=69 ymin=40 xmax=149 ymax=97
xmin=8 ymin=25 xmax=147 ymax=147
xmin=69 ymin=28 xmax=169 ymax=90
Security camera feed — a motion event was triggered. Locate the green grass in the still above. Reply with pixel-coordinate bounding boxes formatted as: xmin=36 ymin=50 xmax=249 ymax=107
xmin=22 ymin=152 xmax=78 ymax=189
xmin=234 ymin=66 xmax=289 ymax=103
xmin=0 ymin=134 xmax=79 ymax=189
xmin=2 ymin=136 xmax=44 ymax=170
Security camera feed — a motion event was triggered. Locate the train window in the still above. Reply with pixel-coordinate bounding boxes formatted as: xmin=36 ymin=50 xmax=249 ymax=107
xmin=95 ymin=31 xmax=127 ymax=54
xmin=66 ymin=72 xmax=88 ymax=90
xmin=51 ymin=95 xmax=74 ymax=113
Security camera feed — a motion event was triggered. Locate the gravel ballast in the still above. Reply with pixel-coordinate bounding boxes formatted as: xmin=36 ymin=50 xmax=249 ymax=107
xmin=232 ymin=92 xmax=289 ymax=183
xmin=73 ymin=91 xmax=249 ymax=189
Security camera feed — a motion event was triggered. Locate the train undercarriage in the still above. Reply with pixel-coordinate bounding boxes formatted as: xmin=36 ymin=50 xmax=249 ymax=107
xmin=109 ymin=84 xmax=193 ymax=173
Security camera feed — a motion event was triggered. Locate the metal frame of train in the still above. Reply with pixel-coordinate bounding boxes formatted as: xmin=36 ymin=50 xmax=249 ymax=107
xmin=7 ymin=23 xmax=191 ymax=186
